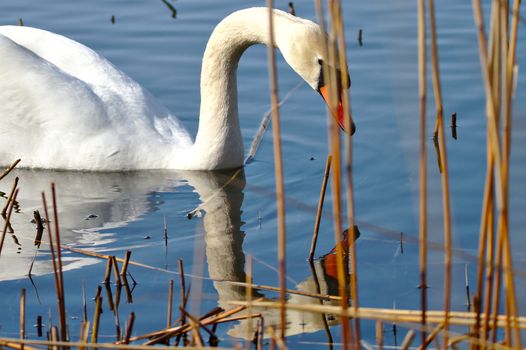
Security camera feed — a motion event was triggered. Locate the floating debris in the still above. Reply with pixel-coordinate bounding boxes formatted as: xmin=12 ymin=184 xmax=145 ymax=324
xmin=160 ymin=0 xmax=177 ymax=19
xmin=288 ymin=2 xmax=296 ymax=16
xmin=358 ymin=29 xmax=363 ymax=46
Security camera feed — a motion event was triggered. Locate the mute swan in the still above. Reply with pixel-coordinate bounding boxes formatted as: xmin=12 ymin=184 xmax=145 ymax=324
xmin=0 ymin=7 xmax=354 ymax=171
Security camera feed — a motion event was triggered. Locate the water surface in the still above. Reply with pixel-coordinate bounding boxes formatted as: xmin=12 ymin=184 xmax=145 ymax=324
xmin=1 ymin=0 xmax=526 ymax=347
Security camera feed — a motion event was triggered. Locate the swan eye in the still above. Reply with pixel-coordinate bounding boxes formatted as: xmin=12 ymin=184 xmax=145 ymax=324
xmin=317 ymin=58 xmax=323 ymax=66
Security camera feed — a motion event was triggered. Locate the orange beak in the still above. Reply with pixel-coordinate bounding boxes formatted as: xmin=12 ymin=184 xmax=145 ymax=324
xmin=319 ymin=85 xmax=356 ymax=135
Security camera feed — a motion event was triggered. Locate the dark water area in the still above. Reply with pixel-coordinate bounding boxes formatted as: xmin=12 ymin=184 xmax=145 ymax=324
xmin=0 ymin=0 xmax=526 ymax=348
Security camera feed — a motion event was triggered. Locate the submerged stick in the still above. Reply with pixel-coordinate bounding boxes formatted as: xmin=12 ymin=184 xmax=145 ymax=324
xmin=309 ymin=155 xmax=332 ymax=260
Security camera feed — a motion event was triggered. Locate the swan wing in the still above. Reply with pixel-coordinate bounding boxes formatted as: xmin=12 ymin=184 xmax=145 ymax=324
xmin=0 ymin=26 xmax=192 ymax=170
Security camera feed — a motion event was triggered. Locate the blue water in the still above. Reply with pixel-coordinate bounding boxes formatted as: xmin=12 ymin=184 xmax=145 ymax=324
xmin=1 ymin=0 xmax=526 ymax=348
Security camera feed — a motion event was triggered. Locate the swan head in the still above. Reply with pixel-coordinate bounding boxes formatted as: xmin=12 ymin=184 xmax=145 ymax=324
xmin=276 ymin=15 xmax=355 ymax=135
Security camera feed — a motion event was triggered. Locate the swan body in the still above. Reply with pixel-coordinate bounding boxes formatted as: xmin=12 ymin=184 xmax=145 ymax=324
xmin=0 ymin=8 xmax=352 ymax=171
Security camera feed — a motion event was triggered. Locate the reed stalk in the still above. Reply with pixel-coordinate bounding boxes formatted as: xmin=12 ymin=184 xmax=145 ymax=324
xmin=51 ymin=184 xmax=67 ymax=343
xmin=417 ymin=0 xmax=428 ymax=347
xmin=178 ymin=258 xmax=187 ymax=327
xmin=111 ymin=256 xmax=122 ymax=285
xmin=314 ymin=1 xmax=352 ymax=348
xmin=400 ymin=330 xmax=415 ymax=350
xmin=245 ymin=254 xmax=253 ymax=347
xmin=0 ymin=189 xmax=18 ymax=255
xmin=375 ymin=320 xmax=383 ymax=350
xmin=309 ymin=155 xmax=332 ymax=260
xmin=91 ymin=294 xmax=102 ymax=343
xmin=41 ymin=191 xmax=68 ymax=346
xmin=167 ymin=279 xmax=174 ymax=329
xmin=123 ymin=312 xmax=135 ymax=345
xmin=266 ymin=0 xmax=287 ymax=340
xmin=330 ymin=2 xmax=361 ymax=345
xmin=103 ymin=257 xmax=113 ymax=284
xmin=120 ymin=251 xmax=132 ymax=277
xmin=472 ymin=0 xmax=522 ymax=346
xmin=140 ymin=306 xmax=244 ymax=345
xmin=427 ymin=1 xmax=453 ymax=348
xmin=230 ymin=300 xmax=526 ymax=330
xmin=50 ymin=327 xmax=58 ymax=350
xmin=20 ymin=288 xmax=25 ymax=350
xmin=308 ymin=260 xmax=334 ymax=347
xmin=1 ymin=176 xmax=18 ymax=216
xmin=0 ymin=159 xmax=21 ymax=182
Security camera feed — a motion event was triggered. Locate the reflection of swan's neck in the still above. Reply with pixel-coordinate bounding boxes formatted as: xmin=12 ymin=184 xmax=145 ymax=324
xmin=188 ymin=8 xmax=286 ymax=170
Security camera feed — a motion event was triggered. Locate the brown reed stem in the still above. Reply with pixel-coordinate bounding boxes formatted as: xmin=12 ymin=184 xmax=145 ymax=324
xmin=0 ymin=159 xmax=21 ymax=182
xmin=309 ymin=155 xmax=332 ymax=260
xmin=103 ymin=257 xmax=112 ymax=284
xmin=142 ymin=306 xmax=242 ymax=345
xmin=417 ymin=0 xmax=428 ymax=346
xmin=308 ymin=260 xmax=334 ymax=347
xmin=331 ymin=2 xmax=361 ymax=344
xmin=50 ymin=326 xmax=58 ymax=350
xmin=482 ymin=195 xmax=496 ymax=343
xmin=178 ymin=307 xmax=216 ymax=339
xmin=51 ymin=184 xmax=67 ymax=343
xmin=167 ymin=279 xmax=174 ymax=329
xmin=316 ymin=1 xmax=353 ymax=347
xmin=428 ymin=1 xmax=453 ymax=348
xmin=376 ymin=320 xmax=383 ymax=350
xmin=246 ymin=254 xmax=253 ymax=347
xmin=110 ymin=256 xmax=122 ymax=285
xmin=20 ymin=288 xmax=25 ymax=350
xmin=2 ymin=176 xmax=18 ymax=216
xmin=490 ymin=234 xmax=504 ymax=344
xmin=401 ymin=330 xmax=416 ymax=350
xmin=122 ymin=312 xmax=135 ymax=345
xmin=178 ymin=258 xmax=187 ymax=326
xmin=0 ymin=189 xmax=18 ymax=255
xmin=91 ymin=294 xmax=102 ymax=343
xmin=418 ymin=322 xmax=444 ymax=350
xmin=473 ymin=0 xmax=522 ymax=346
xmin=79 ymin=320 xmax=90 ymax=350
xmin=266 ymin=1 xmax=287 ymax=340
xmin=120 ymin=251 xmax=131 ymax=277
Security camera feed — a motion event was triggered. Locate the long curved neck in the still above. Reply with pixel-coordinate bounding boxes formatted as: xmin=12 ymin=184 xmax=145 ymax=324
xmin=189 ymin=8 xmax=289 ymax=170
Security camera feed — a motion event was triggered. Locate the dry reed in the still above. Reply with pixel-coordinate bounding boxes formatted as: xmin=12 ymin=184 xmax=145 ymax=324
xmin=0 ymin=159 xmax=21 ymax=182
xmin=314 ymin=1 xmax=352 ymax=348
xmin=308 ymin=155 xmax=332 ymax=260
xmin=266 ymin=0 xmax=287 ymax=340
xmin=417 ymin=0 xmax=428 ymax=347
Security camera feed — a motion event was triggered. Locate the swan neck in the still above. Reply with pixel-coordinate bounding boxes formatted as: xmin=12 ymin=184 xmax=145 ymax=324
xmin=192 ymin=8 xmax=285 ymax=170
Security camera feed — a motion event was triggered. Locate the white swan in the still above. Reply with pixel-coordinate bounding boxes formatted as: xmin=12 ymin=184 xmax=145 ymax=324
xmin=0 ymin=7 xmax=353 ymax=171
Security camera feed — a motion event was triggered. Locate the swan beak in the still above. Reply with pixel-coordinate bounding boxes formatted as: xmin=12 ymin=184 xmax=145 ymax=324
xmin=319 ymin=85 xmax=356 ymax=135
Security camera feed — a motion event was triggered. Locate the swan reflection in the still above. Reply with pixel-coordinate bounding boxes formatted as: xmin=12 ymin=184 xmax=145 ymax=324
xmin=0 ymin=168 xmax=353 ymax=340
